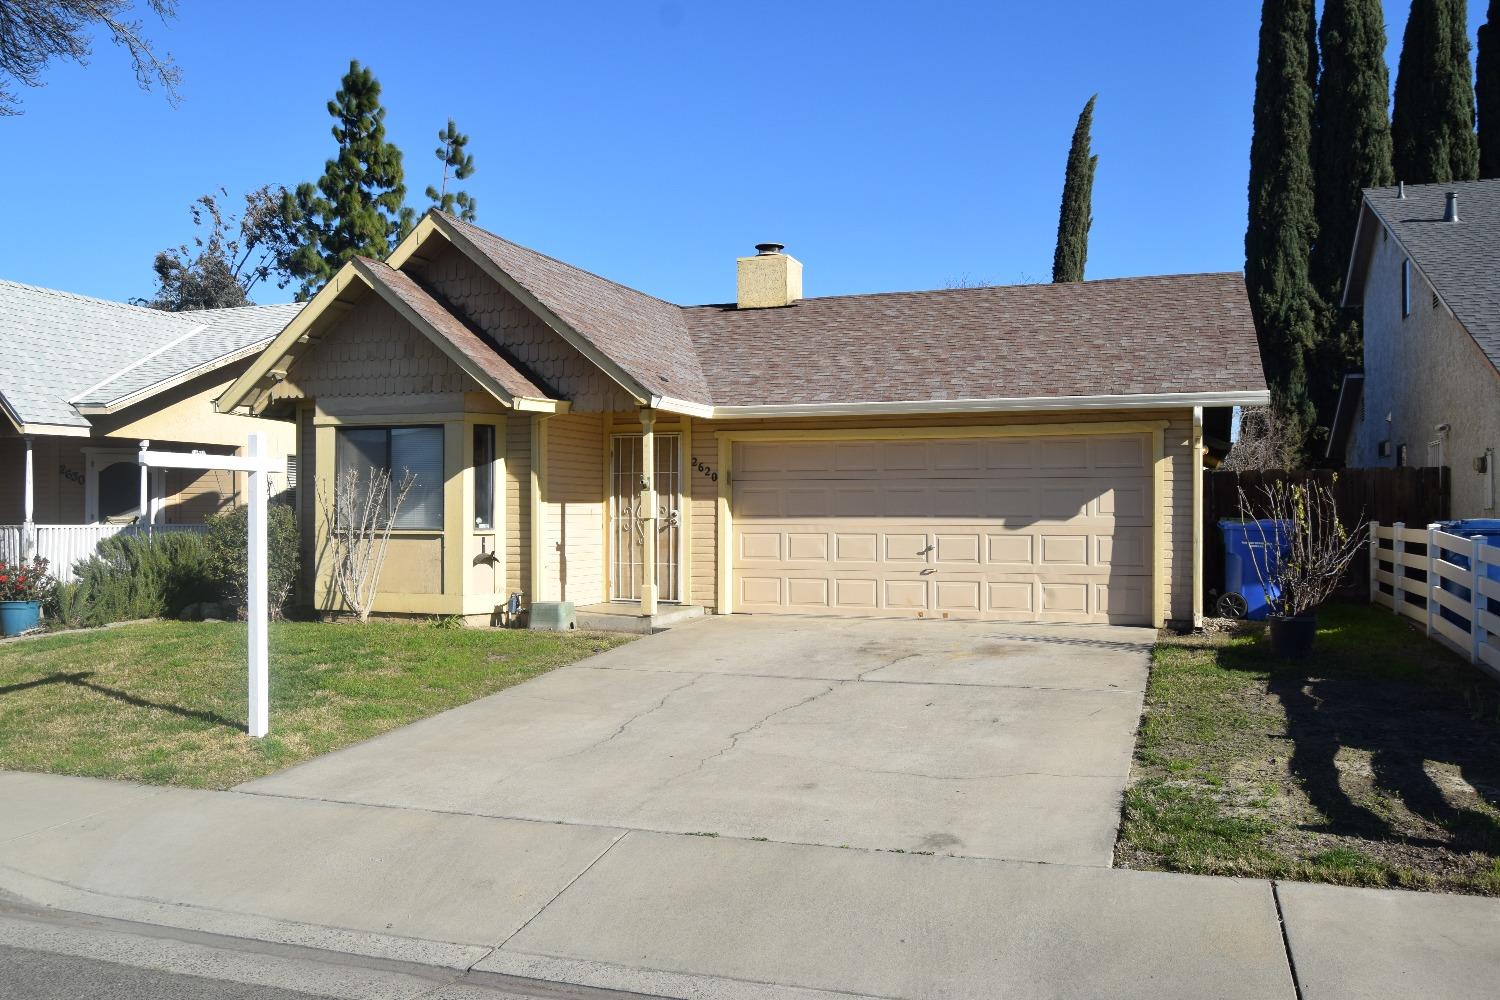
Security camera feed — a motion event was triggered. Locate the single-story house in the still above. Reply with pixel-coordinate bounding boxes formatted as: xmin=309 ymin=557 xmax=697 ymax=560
xmin=0 ymin=279 xmax=298 ymax=566
xmin=1331 ymin=179 xmax=1500 ymax=516
xmin=217 ymin=211 xmax=1267 ymax=628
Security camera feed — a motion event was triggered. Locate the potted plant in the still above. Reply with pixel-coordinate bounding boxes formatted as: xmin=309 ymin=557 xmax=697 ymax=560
xmin=0 ymin=556 xmax=56 ymax=637
xmin=1238 ymin=480 xmax=1365 ymax=658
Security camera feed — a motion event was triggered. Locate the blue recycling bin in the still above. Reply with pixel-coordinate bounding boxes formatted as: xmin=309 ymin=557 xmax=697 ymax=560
xmin=1432 ymin=519 xmax=1500 ymax=630
xmin=1218 ymin=519 xmax=1294 ymax=620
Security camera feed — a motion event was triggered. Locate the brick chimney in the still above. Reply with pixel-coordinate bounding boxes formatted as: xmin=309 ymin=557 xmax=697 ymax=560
xmin=736 ymin=243 xmax=802 ymax=308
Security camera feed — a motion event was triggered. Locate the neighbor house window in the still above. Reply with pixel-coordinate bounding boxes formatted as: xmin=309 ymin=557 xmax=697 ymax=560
xmin=473 ymin=425 xmax=496 ymax=530
xmin=335 ymin=426 xmax=444 ymax=529
xmin=1401 ymin=259 xmax=1411 ymax=318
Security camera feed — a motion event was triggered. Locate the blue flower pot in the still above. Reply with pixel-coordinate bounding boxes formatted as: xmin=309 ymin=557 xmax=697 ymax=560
xmin=0 ymin=600 xmax=41 ymax=637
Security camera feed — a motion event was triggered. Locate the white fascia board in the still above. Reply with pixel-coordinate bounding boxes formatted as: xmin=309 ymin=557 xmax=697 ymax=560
xmin=69 ymin=324 xmax=208 ymax=405
xmin=74 ymin=337 xmax=276 ymax=416
xmin=707 ymin=390 xmax=1270 ymax=420
xmin=650 ymin=395 xmax=715 ymax=418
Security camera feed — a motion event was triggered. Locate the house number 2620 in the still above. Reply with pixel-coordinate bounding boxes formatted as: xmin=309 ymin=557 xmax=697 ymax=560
xmin=692 ymin=459 xmax=718 ymax=483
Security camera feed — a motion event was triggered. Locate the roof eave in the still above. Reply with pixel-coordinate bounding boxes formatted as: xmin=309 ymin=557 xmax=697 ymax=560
xmin=706 ymin=390 xmax=1270 ymax=420
xmin=76 ymin=337 xmax=275 ymax=416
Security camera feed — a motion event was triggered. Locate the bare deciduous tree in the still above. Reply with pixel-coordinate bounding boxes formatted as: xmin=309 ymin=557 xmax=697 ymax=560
xmin=318 ymin=465 xmax=414 ymax=623
xmin=0 ymin=1 xmax=182 ymax=116
xmin=1238 ymin=479 xmax=1365 ymax=619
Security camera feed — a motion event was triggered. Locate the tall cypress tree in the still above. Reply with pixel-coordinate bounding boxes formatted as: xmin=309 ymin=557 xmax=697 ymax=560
xmin=1246 ymin=0 xmax=1321 ymax=462
xmin=1311 ymin=0 xmax=1393 ymax=304
xmin=1479 ymin=0 xmax=1500 ymax=177
xmin=1051 ymin=95 xmax=1098 ymax=284
xmin=426 ymin=119 xmax=478 ymax=222
xmin=1392 ymin=0 xmax=1480 ymax=184
xmin=284 ymin=61 xmax=414 ymax=300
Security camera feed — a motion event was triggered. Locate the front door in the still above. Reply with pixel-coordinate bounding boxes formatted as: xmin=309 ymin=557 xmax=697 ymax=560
xmin=610 ymin=434 xmax=682 ymax=602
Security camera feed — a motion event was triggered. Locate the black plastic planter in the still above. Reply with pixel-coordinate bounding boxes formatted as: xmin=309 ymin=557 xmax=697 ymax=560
xmin=1268 ymin=614 xmax=1317 ymax=658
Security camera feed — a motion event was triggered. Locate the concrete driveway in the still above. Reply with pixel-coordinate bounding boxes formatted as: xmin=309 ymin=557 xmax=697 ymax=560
xmin=240 ymin=615 xmax=1152 ymax=866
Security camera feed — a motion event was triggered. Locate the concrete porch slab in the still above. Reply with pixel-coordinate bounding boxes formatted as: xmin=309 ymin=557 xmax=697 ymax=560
xmin=573 ymin=602 xmax=705 ymax=634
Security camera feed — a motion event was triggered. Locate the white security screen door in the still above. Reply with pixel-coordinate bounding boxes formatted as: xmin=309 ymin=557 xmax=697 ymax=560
xmin=611 ymin=433 xmax=682 ymax=602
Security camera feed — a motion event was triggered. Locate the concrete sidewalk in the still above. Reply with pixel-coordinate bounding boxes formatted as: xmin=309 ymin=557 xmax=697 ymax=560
xmin=3 ymin=772 xmax=1498 ymax=999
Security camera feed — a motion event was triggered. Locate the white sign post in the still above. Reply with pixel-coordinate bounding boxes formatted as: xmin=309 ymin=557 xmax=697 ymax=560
xmin=138 ymin=432 xmax=281 ymax=738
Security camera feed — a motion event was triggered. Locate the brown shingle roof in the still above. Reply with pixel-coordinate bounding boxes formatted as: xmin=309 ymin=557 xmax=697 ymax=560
xmin=427 ymin=215 xmax=1265 ymax=409
xmin=441 ymin=215 xmax=713 ymax=402
xmin=682 ymin=273 xmax=1265 ymax=406
xmin=355 ymin=257 xmax=553 ymax=401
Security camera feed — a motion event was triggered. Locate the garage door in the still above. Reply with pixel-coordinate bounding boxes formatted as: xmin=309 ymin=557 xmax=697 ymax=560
xmin=730 ymin=434 xmax=1153 ymax=624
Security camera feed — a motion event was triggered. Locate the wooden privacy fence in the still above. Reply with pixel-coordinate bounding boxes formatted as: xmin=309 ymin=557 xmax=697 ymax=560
xmin=1370 ymin=521 xmax=1500 ymax=680
xmin=1203 ymin=467 xmax=1449 ymax=609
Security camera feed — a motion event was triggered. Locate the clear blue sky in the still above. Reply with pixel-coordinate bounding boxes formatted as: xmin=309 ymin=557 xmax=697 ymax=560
xmin=0 ymin=2 xmax=1486 ymax=306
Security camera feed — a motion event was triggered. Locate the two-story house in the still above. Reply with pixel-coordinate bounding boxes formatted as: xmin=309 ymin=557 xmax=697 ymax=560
xmin=1333 ymin=179 xmax=1500 ymax=516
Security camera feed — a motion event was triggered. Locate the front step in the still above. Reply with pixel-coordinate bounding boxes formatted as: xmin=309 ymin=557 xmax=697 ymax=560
xmin=573 ymin=603 xmax=706 ymax=635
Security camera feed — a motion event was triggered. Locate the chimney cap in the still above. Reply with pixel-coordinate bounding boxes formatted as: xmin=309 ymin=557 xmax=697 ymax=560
xmin=754 ymin=242 xmax=784 ymax=256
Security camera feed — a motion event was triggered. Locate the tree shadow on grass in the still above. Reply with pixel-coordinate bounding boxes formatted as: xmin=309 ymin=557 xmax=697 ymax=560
xmin=0 ymin=671 xmax=242 ymax=731
xmin=1217 ymin=629 xmax=1500 ymax=856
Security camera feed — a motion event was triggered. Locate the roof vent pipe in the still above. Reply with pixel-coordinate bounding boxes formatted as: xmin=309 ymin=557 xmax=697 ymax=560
xmin=1444 ymin=191 xmax=1460 ymax=223
xmin=1398 ymin=180 xmax=1406 ymax=199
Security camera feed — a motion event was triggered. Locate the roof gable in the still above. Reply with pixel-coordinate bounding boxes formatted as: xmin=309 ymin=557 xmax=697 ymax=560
xmin=1347 ymin=180 xmax=1500 ymax=374
xmin=0 ymin=278 xmax=297 ymax=434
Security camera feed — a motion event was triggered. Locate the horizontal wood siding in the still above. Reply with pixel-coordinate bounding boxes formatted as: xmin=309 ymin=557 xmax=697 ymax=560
xmin=539 ymin=413 xmax=605 ymax=605
xmin=164 ymin=466 xmax=236 ymax=524
xmin=506 ymin=415 xmax=531 ymax=597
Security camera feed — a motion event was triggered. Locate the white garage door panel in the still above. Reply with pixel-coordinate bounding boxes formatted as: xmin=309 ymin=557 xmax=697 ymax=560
xmin=732 ymin=434 xmax=1153 ymax=625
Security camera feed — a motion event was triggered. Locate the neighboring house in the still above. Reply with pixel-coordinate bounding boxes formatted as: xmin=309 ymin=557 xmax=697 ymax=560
xmin=1334 ymin=179 xmax=1500 ymax=516
xmin=218 ymin=212 xmax=1267 ymax=628
xmin=0 ymin=279 xmax=299 ymax=571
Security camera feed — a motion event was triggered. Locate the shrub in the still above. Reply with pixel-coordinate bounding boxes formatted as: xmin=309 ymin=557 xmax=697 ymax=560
xmin=204 ymin=504 xmax=300 ymax=618
xmin=0 ymin=556 xmax=57 ymax=604
xmin=69 ymin=530 xmax=216 ymax=626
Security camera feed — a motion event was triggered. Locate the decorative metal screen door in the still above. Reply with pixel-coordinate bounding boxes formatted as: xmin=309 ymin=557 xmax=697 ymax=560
xmin=610 ymin=434 xmax=682 ymax=602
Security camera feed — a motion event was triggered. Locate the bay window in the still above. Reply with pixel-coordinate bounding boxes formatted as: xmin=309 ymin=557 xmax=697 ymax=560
xmin=335 ymin=426 xmax=444 ymax=530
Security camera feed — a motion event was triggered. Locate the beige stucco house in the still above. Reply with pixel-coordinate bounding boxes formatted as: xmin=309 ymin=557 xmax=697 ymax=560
xmin=0 ymin=280 xmax=298 ymax=572
xmin=218 ymin=211 xmax=1267 ymax=628
xmin=1334 ymin=180 xmax=1500 ymax=518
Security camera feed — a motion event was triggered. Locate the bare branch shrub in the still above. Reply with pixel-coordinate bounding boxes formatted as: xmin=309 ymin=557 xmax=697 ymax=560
xmin=1223 ymin=406 xmax=1301 ymax=471
xmin=1237 ymin=479 xmax=1365 ymax=618
xmin=318 ymin=465 xmax=414 ymax=623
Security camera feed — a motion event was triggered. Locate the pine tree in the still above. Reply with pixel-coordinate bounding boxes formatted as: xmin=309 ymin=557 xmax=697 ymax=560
xmin=284 ymin=61 xmax=415 ymax=300
xmin=1392 ymin=0 xmax=1480 ymax=184
xmin=1246 ymin=0 xmax=1321 ymax=463
xmin=1051 ymin=95 xmax=1097 ymax=284
xmin=1479 ymin=0 xmax=1500 ymax=177
xmin=426 ymin=119 xmax=478 ymax=222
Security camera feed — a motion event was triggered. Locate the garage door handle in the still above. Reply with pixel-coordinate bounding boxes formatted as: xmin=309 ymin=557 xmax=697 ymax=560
xmin=920 ymin=568 xmax=936 ymax=575
xmin=919 ymin=544 xmax=934 ymax=555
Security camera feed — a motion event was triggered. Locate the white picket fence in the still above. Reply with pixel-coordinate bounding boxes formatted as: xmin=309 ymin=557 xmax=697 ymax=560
xmin=1369 ymin=521 xmax=1500 ymax=680
xmin=0 ymin=524 xmax=210 ymax=584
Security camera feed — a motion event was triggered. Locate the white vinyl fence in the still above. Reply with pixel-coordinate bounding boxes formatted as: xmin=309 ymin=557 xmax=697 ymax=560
xmin=1369 ymin=521 xmax=1500 ymax=680
xmin=0 ymin=524 xmax=210 ymax=584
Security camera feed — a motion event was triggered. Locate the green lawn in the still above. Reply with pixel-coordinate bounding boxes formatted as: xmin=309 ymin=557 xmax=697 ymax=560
xmin=0 ymin=621 xmax=632 ymax=789
xmin=1118 ymin=602 xmax=1500 ymax=895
